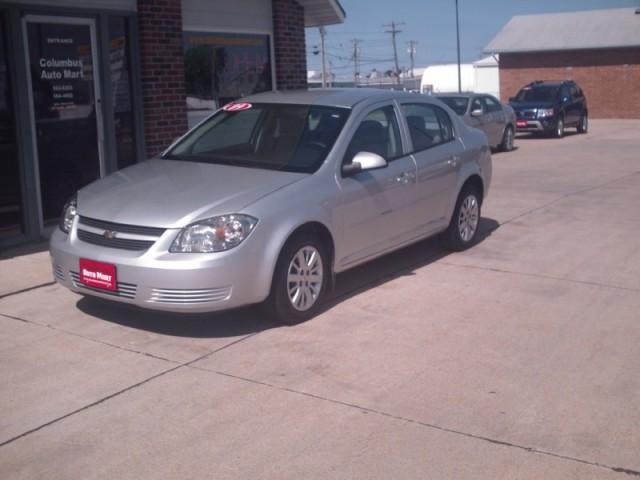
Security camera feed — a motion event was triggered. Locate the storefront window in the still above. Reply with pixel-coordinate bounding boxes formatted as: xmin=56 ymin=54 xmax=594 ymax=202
xmin=109 ymin=16 xmax=136 ymax=169
xmin=26 ymin=20 xmax=101 ymax=224
xmin=184 ymin=32 xmax=272 ymax=127
xmin=0 ymin=14 xmax=24 ymax=239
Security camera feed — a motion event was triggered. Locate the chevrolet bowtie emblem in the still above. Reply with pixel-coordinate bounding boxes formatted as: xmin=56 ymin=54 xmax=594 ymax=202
xmin=103 ymin=230 xmax=117 ymax=239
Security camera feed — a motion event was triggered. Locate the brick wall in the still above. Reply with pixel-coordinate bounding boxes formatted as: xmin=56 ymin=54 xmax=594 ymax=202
xmin=137 ymin=0 xmax=188 ymax=157
xmin=272 ymin=0 xmax=308 ymax=90
xmin=499 ymin=48 xmax=640 ymax=119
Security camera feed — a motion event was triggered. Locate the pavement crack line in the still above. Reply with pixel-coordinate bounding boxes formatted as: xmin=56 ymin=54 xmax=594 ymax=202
xmin=0 ymin=281 xmax=56 ymax=301
xmin=0 ymin=312 xmax=178 ymax=364
xmin=438 ymin=262 xmax=640 ymax=293
xmin=0 ymin=329 xmax=260 ymax=449
xmin=190 ymin=365 xmax=640 ymax=477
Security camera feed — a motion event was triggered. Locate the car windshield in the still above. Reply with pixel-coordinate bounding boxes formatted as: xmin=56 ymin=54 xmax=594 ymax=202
xmin=515 ymin=86 xmax=559 ymax=102
xmin=165 ymin=103 xmax=350 ymax=173
xmin=438 ymin=96 xmax=469 ymax=116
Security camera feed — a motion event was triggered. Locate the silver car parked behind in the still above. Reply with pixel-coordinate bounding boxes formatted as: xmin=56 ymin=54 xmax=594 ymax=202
xmin=50 ymin=89 xmax=492 ymax=324
xmin=437 ymin=93 xmax=516 ymax=152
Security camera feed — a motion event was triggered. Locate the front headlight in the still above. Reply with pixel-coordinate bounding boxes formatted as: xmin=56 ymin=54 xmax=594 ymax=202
xmin=59 ymin=194 xmax=77 ymax=233
xmin=170 ymin=214 xmax=258 ymax=253
xmin=537 ymin=108 xmax=554 ymax=118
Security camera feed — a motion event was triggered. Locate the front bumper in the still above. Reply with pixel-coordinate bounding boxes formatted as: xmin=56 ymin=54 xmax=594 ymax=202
xmin=49 ymin=221 xmax=273 ymax=313
xmin=515 ymin=118 xmax=556 ymax=132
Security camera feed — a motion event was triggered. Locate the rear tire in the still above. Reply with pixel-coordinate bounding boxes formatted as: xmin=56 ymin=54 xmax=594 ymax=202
xmin=577 ymin=112 xmax=588 ymax=134
xmin=441 ymin=185 xmax=482 ymax=252
xmin=264 ymin=234 xmax=329 ymax=325
xmin=499 ymin=125 xmax=515 ymax=152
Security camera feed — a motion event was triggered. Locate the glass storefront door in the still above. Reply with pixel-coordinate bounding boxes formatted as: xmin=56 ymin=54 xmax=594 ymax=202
xmin=0 ymin=13 xmax=25 ymax=239
xmin=24 ymin=16 xmax=104 ymax=225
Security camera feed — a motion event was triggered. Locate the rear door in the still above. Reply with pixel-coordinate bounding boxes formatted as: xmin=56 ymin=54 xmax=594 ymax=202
xmin=400 ymin=101 xmax=461 ymax=231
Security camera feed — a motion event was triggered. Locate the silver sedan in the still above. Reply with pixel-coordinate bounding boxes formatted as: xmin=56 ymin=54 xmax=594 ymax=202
xmin=437 ymin=93 xmax=516 ymax=152
xmin=50 ymin=89 xmax=492 ymax=324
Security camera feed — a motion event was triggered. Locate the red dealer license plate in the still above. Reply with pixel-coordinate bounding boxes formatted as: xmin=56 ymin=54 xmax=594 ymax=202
xmin=79 ymin=259 xmax=117 ymax=291
xmin=517 ymin=120 xmax=528 ymax=128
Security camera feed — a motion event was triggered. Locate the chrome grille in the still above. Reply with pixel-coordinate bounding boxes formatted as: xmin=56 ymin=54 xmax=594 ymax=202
xmin=79 ymin=217 xmax=165 ymax=236
xmin=76 ymin=216 xmax=165 ymax=252
xmin=149 ymin=287 xmax=231 ymax=305
xmin=77 ymin=230 xmax=155 ymax=251
xmin=518 ymin=110 xmax=536 ymax=119
xmin=70 ymin=271 xmax=137 ymax=299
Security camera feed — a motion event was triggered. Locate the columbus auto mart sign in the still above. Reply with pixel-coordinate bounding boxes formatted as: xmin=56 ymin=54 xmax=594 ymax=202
xmin=39 ymin=57 xmax=84 ymax=80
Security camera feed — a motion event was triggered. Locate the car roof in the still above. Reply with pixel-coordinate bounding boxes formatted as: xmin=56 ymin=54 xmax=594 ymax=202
xmin=526 ymin=80 xmax=574 ymax=88
xmin=240 ymin=88 xmax=425 ymax=109
xmin=435 ymin=92 xmax=475 ymax=98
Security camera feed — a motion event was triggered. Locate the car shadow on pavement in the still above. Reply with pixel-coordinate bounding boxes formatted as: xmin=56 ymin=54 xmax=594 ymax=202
xmin=77 ymin=217 xmax=500 ymax=338
xmin=516 ymin=131 xmax=579 ymax=140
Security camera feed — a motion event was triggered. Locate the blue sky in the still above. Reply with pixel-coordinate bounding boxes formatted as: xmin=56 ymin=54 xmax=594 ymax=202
xmin=305 ymin=0 xmax=640 ymax=79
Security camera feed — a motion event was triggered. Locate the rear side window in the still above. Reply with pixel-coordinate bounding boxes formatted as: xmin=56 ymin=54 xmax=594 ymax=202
xmin=402 ymin=103 xmax=454 ymax=151
xmin=344 ymin=106 xmax=402 ymax=163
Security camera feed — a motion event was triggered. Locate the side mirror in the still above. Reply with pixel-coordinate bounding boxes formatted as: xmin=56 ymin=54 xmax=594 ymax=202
xmin=342 ymin=151 xmax=388 ymax=176
xmin=470 ymin=108 xmax=483 ymax=117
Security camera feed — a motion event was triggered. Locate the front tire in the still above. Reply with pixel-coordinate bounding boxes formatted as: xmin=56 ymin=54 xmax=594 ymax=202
xmin=441 ymin=186 xmax=482 ymax=252
xmin=499 ymin=125 xmax=515 ymax=152
xmin=553 ymin=116 xmax=564 ymax=138
xmin=265 ymin=234 xmax=329 ymax=325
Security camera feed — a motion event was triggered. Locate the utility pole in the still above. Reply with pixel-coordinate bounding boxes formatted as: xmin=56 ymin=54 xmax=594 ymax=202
xmin=407 ymin=40 xmax=417 ymax=78
xmin=455 ymin=0 xmax=462 ymax=92
xmin=319 ymin=26 xmax=327 ymax=88
xmin=351 ymin=39 xmax=361 ymax=85
xmin=384 ymin=21 xmax=404 ymax=85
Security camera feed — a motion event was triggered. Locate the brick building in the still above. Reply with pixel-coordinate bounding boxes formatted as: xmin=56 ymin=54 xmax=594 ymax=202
xmin=484 ymin=7 xmax=640 ymax=119
xmin=0 ymin=0 xmax=344 ymax=248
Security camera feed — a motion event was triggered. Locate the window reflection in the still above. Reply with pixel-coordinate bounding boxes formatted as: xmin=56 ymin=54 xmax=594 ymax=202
xmin=109 ymin=16 xmax=136 ymax=169
xmin=184 ymin=32 xmax=272 ymax=127
xmin=0 ymin=15 xmax=24 ymax=238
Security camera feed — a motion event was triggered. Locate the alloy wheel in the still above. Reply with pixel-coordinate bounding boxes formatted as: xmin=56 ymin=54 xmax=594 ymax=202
xmin=458 ymin=195 xmax=479 ymax=242
xmin=287 ymin=246 xmax=324 ymax=311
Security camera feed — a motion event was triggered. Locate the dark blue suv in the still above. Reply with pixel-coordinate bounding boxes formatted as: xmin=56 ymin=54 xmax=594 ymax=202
xmin=509 ymin=80 xmax=588 ymax=138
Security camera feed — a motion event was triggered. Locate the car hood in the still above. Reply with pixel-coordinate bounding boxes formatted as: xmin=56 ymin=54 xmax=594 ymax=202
xmin=77 ymin=159 xmax=306 ymax=228
xmin=509 ymin=101 xmax=555 ymax=110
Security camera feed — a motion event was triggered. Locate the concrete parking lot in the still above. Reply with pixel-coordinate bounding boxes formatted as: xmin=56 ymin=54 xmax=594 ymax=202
xmin=1 ymin=119 xmax=639 ymax=479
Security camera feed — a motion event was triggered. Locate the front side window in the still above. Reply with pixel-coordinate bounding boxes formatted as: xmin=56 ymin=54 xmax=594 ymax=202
xmin=166 ymin=103 xmax=349 ymax=173
xmin=471 ymin=97 xmax=484 ymax=113
xmin=344 ymin=106 xmax=402 ymax=163
xmin=402 ymin=103 xmax=454 ymax=151
xmin=481 ymin=96 xmax=501 ymax=112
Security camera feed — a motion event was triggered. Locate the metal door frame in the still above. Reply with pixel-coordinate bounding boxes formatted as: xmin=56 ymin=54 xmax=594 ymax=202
xmin=21 ymin=14 xmax=105 ymax=232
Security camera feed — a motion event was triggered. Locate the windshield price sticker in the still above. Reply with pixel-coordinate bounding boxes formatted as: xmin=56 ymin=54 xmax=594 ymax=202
xmin=223 ymin=102 xmax=252 ymax=112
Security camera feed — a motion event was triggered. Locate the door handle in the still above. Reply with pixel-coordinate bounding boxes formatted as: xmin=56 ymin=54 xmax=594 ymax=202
xmin=447 ymin=156 xmax=460 ymax=168
xmin=395 ymin=171 xmax=415 ymax=184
